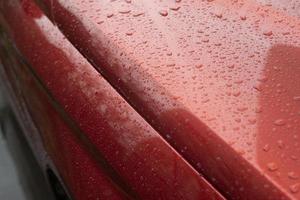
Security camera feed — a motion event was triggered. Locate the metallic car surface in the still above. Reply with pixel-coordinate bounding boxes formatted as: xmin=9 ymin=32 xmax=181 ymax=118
xmin=34 ymin=0 xmax=300 ymax=199
xmin=0 ymin=0 xmax=224 ymax=199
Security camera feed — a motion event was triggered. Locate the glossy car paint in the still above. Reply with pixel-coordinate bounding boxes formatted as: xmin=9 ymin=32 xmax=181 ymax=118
xmin=0 ymin=4 xmax=129 ymax=200
xmin=35 ymin=0 xmax=300 ymax=199
xmin=0 ymin=0 xmax=224 ymax=199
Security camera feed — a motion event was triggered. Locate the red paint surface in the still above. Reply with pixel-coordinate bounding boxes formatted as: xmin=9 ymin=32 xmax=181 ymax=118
xmin=0 ymin=0 xmax=224 ymax=199
xmin=35 ymin=0 xmax=300 ymax=199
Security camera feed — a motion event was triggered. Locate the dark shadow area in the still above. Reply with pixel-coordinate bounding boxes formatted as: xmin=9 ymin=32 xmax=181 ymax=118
xmin=160 ymin=108 xmax=287 ymax=199
xmin=46 ymin=169 xmax=70 ymax=200
xmin=257 ymin=45 xmax=300 ymax=197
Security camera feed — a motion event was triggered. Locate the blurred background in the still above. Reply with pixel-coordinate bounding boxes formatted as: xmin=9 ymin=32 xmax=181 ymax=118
xmin=0 ymin=120 xmax=26 ymax=200
xmin=0 ymin=91 xmax=55 ymax=200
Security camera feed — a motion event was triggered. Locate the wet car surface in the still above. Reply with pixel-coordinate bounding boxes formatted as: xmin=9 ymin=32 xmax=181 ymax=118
xmin=0 ymin=0 xmax=299 ymax=199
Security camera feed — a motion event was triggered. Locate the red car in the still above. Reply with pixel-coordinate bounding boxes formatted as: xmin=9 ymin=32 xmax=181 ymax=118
xmin=0 ymin=0 xmax=299 ymax=199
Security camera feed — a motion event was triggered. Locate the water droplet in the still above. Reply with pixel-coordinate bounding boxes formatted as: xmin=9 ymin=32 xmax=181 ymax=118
xmin=263 ymin=144 xmax=270 ymax=152
xmin=248 ymin=118 xmax=257 ymax=125
xmin=166 ymin=52 xmax=172 ymax=56
xmin=267 ymin=162 xmax=278 ymax=171
xmin=119 ymin=10 xmax=131 ymax=14
xmin=170 ymin=6 xmax=181 ymax=11
xmin=277 ymin=140 xmax=284 ymax=148
xmin=159 ymin=10 xmax=168 ymax=17
xmin=227 ymin=64 xmax=235 ymax=69
xmin=233 ymin=91 xmax=241 ymax=97
xmin=274 ymin=119 xmax=286 ymax=126
xmin=289 ymin=183 xmax=300 ymax=193
xmin=263 ymin=31 xmax=273 ymax=36
xmin=255 ymin=107 xmax=262 ymax=113
xmin=258 ymin=76 xmax=268 ymax=82
xmin=195 ymin=64 xmax=203 ymax=69
xmin=240 ymin=15 xmax=247 ymax=20
xmin=293 ymin=96 xmax=300 ymax=101
xmin=215 ymin=12 xmax=223 ymax=18
xmin=235 ymin=118 xmax=241 ymax=123
xmin=291 ymin=155 xmax=298 ymax=161
xmin=253 ymin=85 xmax=262 ymax=92
xmin=288 ymin=172 xmax=299 ymax=180
xmin=107 ymin=13 xmax=114 ymax=18
xmin=237 ymin=107 xmax=248 ymax=112
xmin=133 ymin=12 xmax=144 ymax=17
xmin=282 ymin=31 xmax=290 ymax=35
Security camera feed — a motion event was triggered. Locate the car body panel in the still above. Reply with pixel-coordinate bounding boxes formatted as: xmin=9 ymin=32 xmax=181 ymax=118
xmin=0 ymin=0 xmax=224 ymax=199
xmin=36 ymin=0 xmax=300 ymax=199
xmin=0 ymin=7 xmax=129 ymax=200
